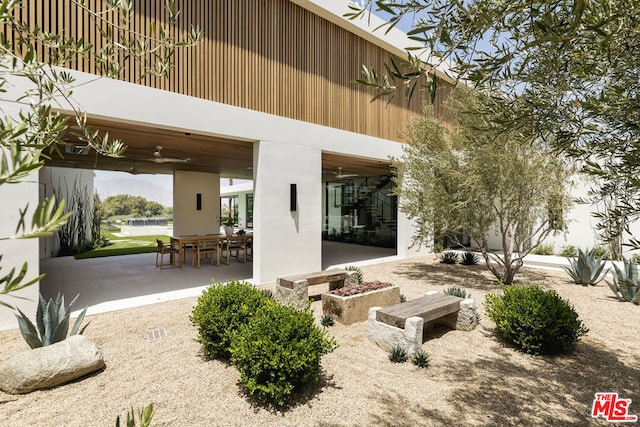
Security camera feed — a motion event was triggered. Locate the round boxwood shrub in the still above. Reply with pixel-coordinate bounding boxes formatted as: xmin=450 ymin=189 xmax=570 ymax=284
xmin=190 ymin=280 xmax=272 ymax=359
xmin=484 ymin=285 xmax=588 ymax=355
xmin=230 ymin=302 xmax=337 ymax=407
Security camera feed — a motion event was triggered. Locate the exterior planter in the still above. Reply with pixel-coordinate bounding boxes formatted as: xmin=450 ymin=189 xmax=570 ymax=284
xmin=321 ymin=285 xmax=400 ymax=325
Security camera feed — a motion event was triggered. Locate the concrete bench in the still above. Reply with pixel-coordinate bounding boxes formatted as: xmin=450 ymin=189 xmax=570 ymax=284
xmin=275 ymin=268 xmax=358 ymax=309
xmin=367 ymin=291 xmax=478 ymax=353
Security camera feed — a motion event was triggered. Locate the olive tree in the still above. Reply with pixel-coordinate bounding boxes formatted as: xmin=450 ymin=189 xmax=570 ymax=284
xmin=348 ymin=0 xmax=640 ymax=250
xmin=395 ymin=88 xmax=572 ymax=283
xmin=0 ymin=0 xmax=202 ymax=308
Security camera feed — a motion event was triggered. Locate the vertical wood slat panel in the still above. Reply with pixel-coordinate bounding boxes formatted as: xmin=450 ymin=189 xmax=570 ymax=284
xmin=19 ymin=0 xmax=450 ymax=143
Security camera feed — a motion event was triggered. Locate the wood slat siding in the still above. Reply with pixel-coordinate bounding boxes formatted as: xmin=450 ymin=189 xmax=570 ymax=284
xmin=16 ymin=0 xmax=451 ymax=142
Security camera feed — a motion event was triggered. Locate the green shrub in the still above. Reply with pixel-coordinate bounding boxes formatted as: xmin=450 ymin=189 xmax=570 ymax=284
xmin=345 ymin=265 xmax=364 ymax=284
xmin=460 ymin=251 xmax=479 ymax=265
xmin=388 ymin=345 xmax=408 ymax=363
xmin=15 ymin=293 xmax=89 ymax=349
xmin=562 ymin=247 xmax=608 ymax=286
xmin=593 ymin=246 xmax=610 ymax=259
xmin=433 ymin=241 xmax=444 ymax=253
xmin=444 ymin=287 xmax=471 ymax=299
xmin=400 ymin=294 xmax=407 ymax=303
xmin=606 ymin=258 xmax=640 ymax=304
xmin=531 ymin=243 xmax=555 ymax=255
xmin=190 ymin=280 xmax=272 ymax=359
xmin=559 ymin=245 xmax=578 ymax=258
xmin=484 ymin=285 xmax=588 ymax=355
xmin=230 ymin=303 xmax=337 ymax=407
xmin=320 ymin=313 xmax=335 ymax=327
xmin=439 ymin=251 xmax=459 ymax=264
xmin=412 ymin=349 xmax=430 ymax=368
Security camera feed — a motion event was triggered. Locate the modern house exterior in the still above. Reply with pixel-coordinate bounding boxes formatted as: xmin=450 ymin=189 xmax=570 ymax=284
xmin=0 ymin=0 xmax=447 ymax=329
xmin=2 ymin=0 xmax=637 ymax=330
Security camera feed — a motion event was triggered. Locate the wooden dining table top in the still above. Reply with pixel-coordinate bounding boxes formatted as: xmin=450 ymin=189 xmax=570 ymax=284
xmin=171 ymin=234 xmax=252 ymax=242
xmin=169 ymin=234 xmax=252 ymax=268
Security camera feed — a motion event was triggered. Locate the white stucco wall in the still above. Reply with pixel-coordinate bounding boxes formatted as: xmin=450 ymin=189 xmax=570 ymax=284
xmin=253 ymin=141 xmax=323 ymax=283
xmin=482 ymin=175 xmax=640 ymax=256
xmin=173 ymin=171 xmax=221 ymax=236
xmin=0 ymin=167 xmax=40 ymax=330
xmin=39 ymin=167 xmax=95 ymax=259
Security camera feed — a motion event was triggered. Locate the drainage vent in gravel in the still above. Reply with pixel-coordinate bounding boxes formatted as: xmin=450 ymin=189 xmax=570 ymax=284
xmin=146 ymin=328 xmax=168 ymax=340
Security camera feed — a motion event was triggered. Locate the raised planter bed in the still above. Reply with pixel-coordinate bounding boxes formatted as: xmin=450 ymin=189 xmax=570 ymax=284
xmin=321 ymin=281 xmax=400 ymax=325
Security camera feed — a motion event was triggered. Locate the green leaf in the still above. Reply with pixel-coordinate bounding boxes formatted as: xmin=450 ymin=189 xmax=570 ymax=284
xmin=15 ymin=306 xmax=42 ymax=348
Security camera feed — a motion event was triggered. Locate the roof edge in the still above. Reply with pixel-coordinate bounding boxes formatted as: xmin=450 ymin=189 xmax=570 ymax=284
xmin=290 ymin=0 xmax=455 ymax=84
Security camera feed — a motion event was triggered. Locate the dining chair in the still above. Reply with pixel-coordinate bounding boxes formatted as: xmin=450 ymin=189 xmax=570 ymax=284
xmin=193 ymin=239 xmax=221 ymax=268
xmin=155 ymin=239 xmax=179 ymax=269
xmin=223 ymin=236 xmax=246 ymax=264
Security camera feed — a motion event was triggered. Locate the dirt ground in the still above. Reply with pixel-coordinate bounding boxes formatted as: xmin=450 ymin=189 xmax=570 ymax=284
xmin=1 ymin=254 xmax=638 ymax=426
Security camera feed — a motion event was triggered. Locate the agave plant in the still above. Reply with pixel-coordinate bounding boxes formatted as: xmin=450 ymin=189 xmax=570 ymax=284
xmin=345 ymin=265 xmax=364 ymax=284
xmin=460 ymin=252 xmax=479 ymax=265
xmin=606 ymin=258 xmax=640 ymax=304
xmin=388 ymin=344 xmax=408 ymax=363
xmin=15 ymin=293 xmax=89 ymax=348
xmin=562 ymin=248 xmax=608 ymax=286
xmin=439 ymin=251 xmax=459 ymax=264
xmin=444 ymin=287 xmax=471 ymax=299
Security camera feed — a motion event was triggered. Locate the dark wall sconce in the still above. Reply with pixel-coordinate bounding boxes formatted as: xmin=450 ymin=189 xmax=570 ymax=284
xmin=290 ymin=184 xmax=297 ymax=211
xmin=196 ymin=193 xmax=202 ymax=210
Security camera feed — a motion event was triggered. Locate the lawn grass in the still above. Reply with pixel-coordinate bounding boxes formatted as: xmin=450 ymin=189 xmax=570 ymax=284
xmin=74 ymin=232 xmax=170 ymax=259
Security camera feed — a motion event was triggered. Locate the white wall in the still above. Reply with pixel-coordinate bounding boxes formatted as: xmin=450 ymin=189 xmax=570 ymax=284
xmin=253 ymin=141 xmax=322 ymax=283
xmin=173 ymin=171 xmax=221 ymax=236
xmin=0 ymin=167 xmax=40 ymax=330
xmin=482 ymin=175 xmax=640 ymax=255
xmin=544 ymin=176 xmax=640 ymax=256
xmin=39 ymin=167 xmax=95 ymax=259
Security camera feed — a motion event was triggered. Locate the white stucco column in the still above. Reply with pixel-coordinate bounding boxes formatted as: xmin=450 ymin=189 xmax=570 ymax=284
xmin=173 ymin=171 xmax=221 ymax=235
xmin=396 ymin=209 xmax=430 ymax=258
xmin=0 ymin=168 xmax=40 ymax=330
xmin=253 ymin=141 xmax=322 ymax=284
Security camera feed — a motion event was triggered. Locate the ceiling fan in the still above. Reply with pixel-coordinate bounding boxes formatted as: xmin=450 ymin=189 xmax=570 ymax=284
xmin=151 ymin=145 xmax=192 ymax=163
xmin=332 ymin=166 xmax=358 ymax=179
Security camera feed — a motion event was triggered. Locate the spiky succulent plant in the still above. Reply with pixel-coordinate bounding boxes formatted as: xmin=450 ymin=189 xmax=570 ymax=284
xmin=345 ymin=265 xmax=364 ymax=284
xmin=388 ymin=344 xmax=408 ymax=363
xmin=606 ymin=258 xmax=640 ymax=304
xmin=439 ymin=251 xmax=459 ymax=265
xmin=562 ymin=248 xmax=608 ymax=286
xmin=15 ymin=293 xmax=89 ymax=348
xmin=444 ymin=287 xmax=471 ymax=299
xmin=460 ymin=251 xmax=479 ymax=265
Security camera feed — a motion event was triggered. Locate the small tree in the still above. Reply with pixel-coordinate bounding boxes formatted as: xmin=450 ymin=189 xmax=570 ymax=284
xmin=395 ymin=88 xmax=572 ymax=283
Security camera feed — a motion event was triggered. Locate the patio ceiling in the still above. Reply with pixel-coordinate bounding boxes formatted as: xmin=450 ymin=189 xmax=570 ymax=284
xmin=46 ymin=116 xmax=394 ymax=180
xmin=47 ymin=116 xmax=256 ymax=179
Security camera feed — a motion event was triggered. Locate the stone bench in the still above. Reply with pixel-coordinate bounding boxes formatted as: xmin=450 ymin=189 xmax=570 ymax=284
xmin=275 ymin=268 xmax=358 ymax=309
xmin=367 ymin=291 xmax=478 ymax=353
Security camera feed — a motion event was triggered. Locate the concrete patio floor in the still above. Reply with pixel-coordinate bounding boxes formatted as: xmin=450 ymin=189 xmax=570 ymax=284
xmin=39 ymin=241 xmax=397 ymax=317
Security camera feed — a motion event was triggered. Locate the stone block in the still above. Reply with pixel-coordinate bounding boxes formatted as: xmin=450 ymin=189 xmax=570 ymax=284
xmin=275 ymin=278 xmax=309 ymax=310
xmin=367 ymin=306 xmax=423 ymax=354
xmin=456 ymin=298 xmax=478 ymax=331
xmin=322 ymin=285 xmax=400 ymax=325
xmin=0 ymin=335 xmax=105 ymax=394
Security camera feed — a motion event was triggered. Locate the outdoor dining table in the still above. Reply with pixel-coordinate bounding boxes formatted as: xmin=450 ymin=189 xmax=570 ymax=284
xmin=170 ymin=234 xmax=252 ymax=268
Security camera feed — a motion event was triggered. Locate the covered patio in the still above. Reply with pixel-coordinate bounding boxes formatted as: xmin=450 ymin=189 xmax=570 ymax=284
xmin=40 ymin=241 xmax=397 ymax=316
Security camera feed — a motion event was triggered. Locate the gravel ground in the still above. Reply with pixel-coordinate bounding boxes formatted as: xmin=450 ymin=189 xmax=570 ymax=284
xmin=1 ymin=254 xmax=638 ymax=426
